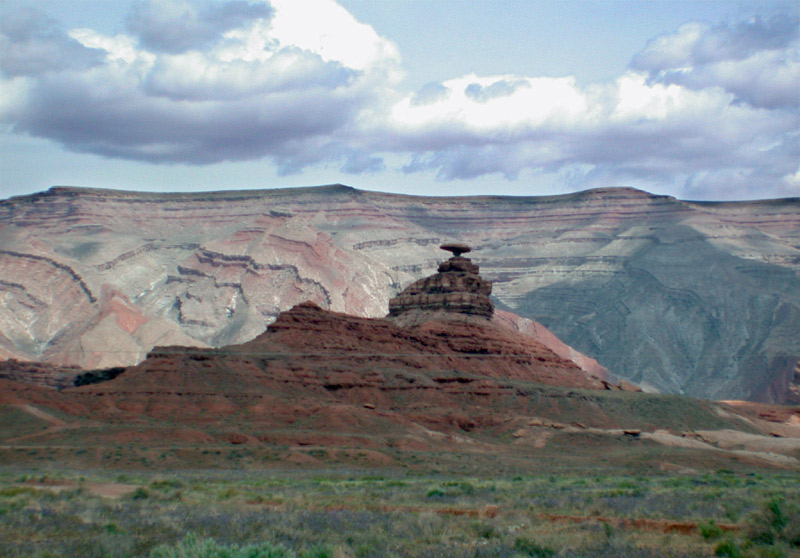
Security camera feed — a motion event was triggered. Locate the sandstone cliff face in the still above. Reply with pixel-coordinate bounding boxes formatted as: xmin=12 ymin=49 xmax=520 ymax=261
xmin=1 ymin=185 xmax=799 ymax=402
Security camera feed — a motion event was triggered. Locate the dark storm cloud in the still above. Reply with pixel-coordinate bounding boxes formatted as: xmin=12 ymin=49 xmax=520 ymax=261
xmin=0 ymin=8 xmax=105 ymax=76
xmin=631 ymin=13 xmax=800 ymax=110
xmin=126 ymin=0 xmax=273 ymax=53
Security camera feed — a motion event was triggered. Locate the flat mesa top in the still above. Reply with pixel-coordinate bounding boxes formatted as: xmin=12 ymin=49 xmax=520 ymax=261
xmin=440 ymin=243 xmax=472 ymax=256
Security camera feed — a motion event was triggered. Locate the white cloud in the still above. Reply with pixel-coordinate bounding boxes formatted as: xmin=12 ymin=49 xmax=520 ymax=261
xmin=68 ymin=29 xmax=143 ymax=65
xmin=783 ymin=168 xmax=800 ymax=192
xmin=142 ymin=48 xmax=355 ymax=101
xmin=383 ymin=68 xmax=798 ymax=192
xmin=0 ymin=2 xmax=797 ymax=198
xmin=0 ymin=0 xmax=401 ymax=171
xmin=631 ymin=14 xmax=800 ymax=110
xmin=125 ymin=0 xmax=273 ymax=53
xmin=388 ymin=74 xmax=587 ymax=138
xmin=268 ymin=0 xmax=400 ymax=72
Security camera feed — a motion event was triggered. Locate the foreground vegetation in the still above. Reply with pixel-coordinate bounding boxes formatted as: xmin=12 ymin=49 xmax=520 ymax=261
xmin=1 ymin=468 xmax=798 ymax=558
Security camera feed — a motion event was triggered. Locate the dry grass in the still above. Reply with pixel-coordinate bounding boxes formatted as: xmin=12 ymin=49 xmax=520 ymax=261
xmin=1 ymin=468 xmax=797 ymax=558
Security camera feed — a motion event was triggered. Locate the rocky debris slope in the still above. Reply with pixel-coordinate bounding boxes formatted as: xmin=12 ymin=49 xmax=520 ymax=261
xmin=1 ymin=185 xmax=798 ymax=402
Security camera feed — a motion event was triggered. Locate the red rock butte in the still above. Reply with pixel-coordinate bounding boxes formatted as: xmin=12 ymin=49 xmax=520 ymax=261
xmin=388 ymin=244 xmax=494 ymax=321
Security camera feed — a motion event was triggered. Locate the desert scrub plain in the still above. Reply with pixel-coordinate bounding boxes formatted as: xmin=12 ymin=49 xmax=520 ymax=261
xmin=1 ymin=468 xmax=798 ymax=558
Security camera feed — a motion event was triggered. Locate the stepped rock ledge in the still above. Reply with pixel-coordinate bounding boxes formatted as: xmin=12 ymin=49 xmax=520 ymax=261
xmin=388 ymin=244 xmax=494 ymax=323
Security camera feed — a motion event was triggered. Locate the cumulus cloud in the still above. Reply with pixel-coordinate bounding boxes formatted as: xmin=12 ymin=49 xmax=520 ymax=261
xmin=142 ymin=47 xmax=356 ymax=101
xmin=384 ymin=69 xmax=798 ymax=195
xmin=0 ymin=2 xmax=797 ymax=199
xmin=0 ymin=0 xmax=401 ymax=171
xmin=0 ymin=8 xmax=105 ymax=76
xmin=126 ymin=0 xmax=273 ymax=53
xmin=631 ymin=14 xmax=800 ymax=110
xmin=380 ymin=15 xmax=799 ymax=197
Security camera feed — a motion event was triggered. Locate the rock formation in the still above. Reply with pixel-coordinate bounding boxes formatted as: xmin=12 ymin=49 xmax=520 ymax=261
xmin=2 ymin=301 xmax=797 ymax=472
xmin=388 ymin=243 xmax=494 ymax=322
xmin=2 ymin=185 xmax=799 ymax=402
xmin=0 ymin=360 xmax=81 ymax=390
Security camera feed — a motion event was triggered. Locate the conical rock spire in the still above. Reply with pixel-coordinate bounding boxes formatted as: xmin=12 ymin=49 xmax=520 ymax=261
xmin=388 ymin=244 xmax=494 ymax=320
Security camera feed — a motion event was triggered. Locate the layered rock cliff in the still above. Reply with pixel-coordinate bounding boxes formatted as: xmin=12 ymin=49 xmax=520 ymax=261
xmin=49 ymin=301 xmax=652 ymax=439
xmin=389 ymin=244 xmax=494 ymax=322
xmin=1 ymin=185 xmax=798 ymax=402
xmin=3 ymin=301 xmax=797 ymax=472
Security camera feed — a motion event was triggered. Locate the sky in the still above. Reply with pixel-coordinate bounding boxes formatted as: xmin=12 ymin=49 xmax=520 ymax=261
xmin=1 ymin=0 xmax=798 ymax=201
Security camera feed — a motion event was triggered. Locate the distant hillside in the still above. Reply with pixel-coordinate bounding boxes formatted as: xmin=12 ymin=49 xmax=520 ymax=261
xmin=1 ymin=185 xmax=799 ymax=402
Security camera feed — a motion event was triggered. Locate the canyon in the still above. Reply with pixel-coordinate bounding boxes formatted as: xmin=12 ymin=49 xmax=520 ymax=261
xmin=1 ymin=185 xmax=799 ymax=403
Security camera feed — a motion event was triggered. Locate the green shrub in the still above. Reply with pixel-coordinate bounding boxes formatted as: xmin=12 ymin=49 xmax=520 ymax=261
xmin=746 ymin=497 xmax=799 ymax=547
xmin=714 ymin=538 xmax=741 ymax=558
xmin=451 ymin=481 xmax=475 ymax=495
xmin=752 ymin=547 xmax=788 ymax=558
xmin=354 ymin=543 xmax=378 ymax=558
xmin=426 ymin=481 xmax=475 ymax=499
xmin=723 ymin=502 xmax=744 ymax=522
xmin=130 ymin=487 xmax=149 ymax=500
xmin=786 ymin=510 xmax=800 ymax=548
xmin=602 ymin=522 xmax=615 ymax=541
xmin=150 ymin=533 xmax=294 ymax=558
xmin=700 ymin=519 xmax=724 ymax=541
xmin=298 ymin=546 xmax=333 ymax=558
xmin=471 ymin=521 xmax=498 ymax=539
xmin=0 ymin=486 xmax=38 ymax=500
xmin=514 ymin=537 xmax=556 ymax=558
xmin=151 ymin=478 xmax=184 ymax=491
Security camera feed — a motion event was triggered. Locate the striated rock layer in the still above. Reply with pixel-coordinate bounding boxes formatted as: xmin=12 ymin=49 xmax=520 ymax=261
xmin=2 ymin=185 xmax=799 ymax=402
xmin=4 ymin=302 xmax=798 ymax=472
xmin=0 ymin=360 xmax=81 ymax=390
xmin=389 ymin=246 xmax=494 ymax=321
xmin=56 ymin=301 xmax=634 ymax=434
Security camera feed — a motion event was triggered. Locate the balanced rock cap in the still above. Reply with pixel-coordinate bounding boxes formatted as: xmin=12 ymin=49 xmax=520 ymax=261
xmin=388 ymin=242 xmax=493 ymax=320
xmin=440 ymin=243 xmax=472 ymax=257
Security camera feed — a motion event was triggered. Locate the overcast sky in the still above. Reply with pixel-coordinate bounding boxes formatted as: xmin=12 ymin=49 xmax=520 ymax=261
xmin=1 ymin=0 xmax=798 ymax=201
